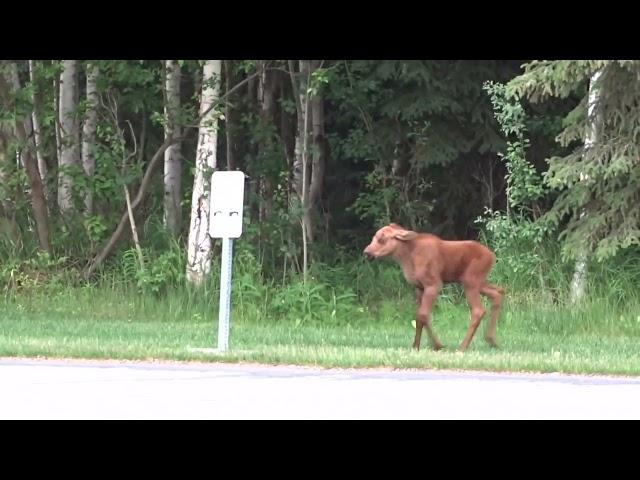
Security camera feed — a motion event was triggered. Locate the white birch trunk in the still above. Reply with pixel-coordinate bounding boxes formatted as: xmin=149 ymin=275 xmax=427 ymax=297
xmin=81 ymin=63 xmax=99 ymax=215
xmin=186 ymin=60 xmax=222 ymax=286
xmin=58 ymin=60 xmax=80 ymax=214
xmin=53 ymin=69 xmax=61 ymax=178
xmin=570 ymin=69 xmax=603 ymax=304
xmin=164 ymin=60 xmax=182 ymax=236
xmin=28 ymin=60 xmax=49 ymax=203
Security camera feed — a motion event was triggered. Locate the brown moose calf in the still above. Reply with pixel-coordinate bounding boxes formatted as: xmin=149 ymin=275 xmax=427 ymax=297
xmin=363 ymin=223 xmax=504 ymax=351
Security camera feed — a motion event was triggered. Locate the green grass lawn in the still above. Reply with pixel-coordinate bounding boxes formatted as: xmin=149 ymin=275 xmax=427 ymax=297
xmin=1 ymin=287 xmax=640 ymax=376
xmin=0 ymin=290 xmax=640 ymax=375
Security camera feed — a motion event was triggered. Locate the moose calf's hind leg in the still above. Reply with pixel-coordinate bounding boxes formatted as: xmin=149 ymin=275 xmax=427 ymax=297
xmin=458 ymin=287 xmax=485 ymax=351
xmin=481 ymin=284 xmax=503 ymax=348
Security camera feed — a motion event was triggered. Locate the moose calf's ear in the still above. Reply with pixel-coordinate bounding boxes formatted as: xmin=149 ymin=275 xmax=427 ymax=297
xmin=393 ymin=229 xmax=418 ymax=241
xmin=389 ymin=223 xmax=404 ymax=230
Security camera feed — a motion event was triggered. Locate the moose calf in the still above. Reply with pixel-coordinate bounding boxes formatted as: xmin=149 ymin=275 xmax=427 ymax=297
xmin=363 ymin=223 xmax=504 ymax=351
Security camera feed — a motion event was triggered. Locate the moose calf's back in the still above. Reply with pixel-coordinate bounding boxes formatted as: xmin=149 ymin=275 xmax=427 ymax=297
xmin=391 ymin=233 xmax=494 ymax=286
xmin=430 ymin=236 xmax=495 ymax=285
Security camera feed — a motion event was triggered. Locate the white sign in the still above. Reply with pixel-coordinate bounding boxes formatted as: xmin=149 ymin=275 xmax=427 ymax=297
xmin=209 ymin=171 xmax=245 ymax=239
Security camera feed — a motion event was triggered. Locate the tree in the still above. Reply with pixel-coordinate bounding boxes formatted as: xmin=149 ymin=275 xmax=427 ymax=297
xmin=569 ymin=70 xmax=602 ymax=303
xmin=0 ymin=62 xmax=51 ymax=252
xmin=81 ymin=62 xmax=99 ymax=215
xmin=58 ymin=60 xmax=80 ymax=215
xmin=28 ymin=60 xmax=50 ymax=206
xmin=309 ymin=62 xmax=326 ymax=231
xmin=164 ymin=60 xmax=182 ymax=237
xmin=508 ymin=61 xmax=640 ymax=285
xmin=186 ymin=60 xmax=222 ymax=286
xmin=257 ymin=59 xmax=280 ymax=222
xmin=289 ymin=60 xmax=328 ymax=281
xmin=224 ymin=60 xmax=237 ymax=171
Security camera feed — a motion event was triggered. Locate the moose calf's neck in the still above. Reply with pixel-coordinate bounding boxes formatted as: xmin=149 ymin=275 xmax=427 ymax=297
xmin=391 ymin=238 xmax=421 ymax=286
xmin=391 ymin=235 xmax=441 ymax=288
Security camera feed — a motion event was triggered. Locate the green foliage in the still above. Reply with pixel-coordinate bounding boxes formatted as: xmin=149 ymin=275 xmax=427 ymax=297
xmin=270 ymin=278 xmax=359 ymax=325
xmin=121 ymin=240 xmax=186 ymax=295
xmin=0 ymin=250 xmax=81 ymax=296
xmin=94 ymin=60 xmax=163 ymax=116
xmin=476 ymin=81 xmax=562 ymax=297
xmin=3 ymin=58 xmax=640 ymax=350
xmin=476 ymin=210 xmax=556 ymax=293
xmin=484 ymin=81 xmax=546 ymax=210
xmin=510 ymin=61 xmax=640 ymax=261
xmin=350 ymin=167 xmax=434 ymax=228
xmin=327 ymin=60 xmax=519 ymax=235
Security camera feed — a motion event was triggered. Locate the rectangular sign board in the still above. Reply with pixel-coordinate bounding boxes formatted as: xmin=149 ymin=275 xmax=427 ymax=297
xmin=209 ymin=171 xmax=245 ymax=239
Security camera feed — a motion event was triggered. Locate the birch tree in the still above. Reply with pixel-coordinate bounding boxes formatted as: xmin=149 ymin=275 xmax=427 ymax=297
xmin=289 ymin=60 xmax=326 ymax=281
xmin=81 ymin=62 xmax=99 ymax=215
xmin=289 ymin=60 xmax=312 ymax=281
xmin=507 ymin=61 xmax=640 ymax=300
xmin=164 ymin=60 xmax=182 ymax=236
xmin=186 ymin=60 xmax=222 ymax=286
xmin=569 ymin=70 xmax=603 ymax=304
xmin=28 ymin=60 xmax=48 ymax=190
xmin=58 ymin=60 xmax=80 ymax=214
xmin=53 ymin=64 xmax=62 ymax=184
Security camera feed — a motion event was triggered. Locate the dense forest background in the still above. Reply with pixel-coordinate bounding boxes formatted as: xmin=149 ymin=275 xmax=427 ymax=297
xmin=1 ymin=60 xmax=638 ymax=313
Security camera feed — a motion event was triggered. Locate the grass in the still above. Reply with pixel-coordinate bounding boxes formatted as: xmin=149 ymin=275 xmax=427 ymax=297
xmin=2 ymin=285 xmax=640 ymax=377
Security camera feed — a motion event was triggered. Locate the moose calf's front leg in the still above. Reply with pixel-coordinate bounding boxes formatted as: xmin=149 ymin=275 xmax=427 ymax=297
xmin=412 ymin=288 xmax=423 ymax=349
xmin=413 ymin=285 xmax=443 ymax=351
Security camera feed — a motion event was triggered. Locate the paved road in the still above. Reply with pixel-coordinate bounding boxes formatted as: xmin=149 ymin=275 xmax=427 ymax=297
xmin=1 ymin=358 xmax=640 ymax=419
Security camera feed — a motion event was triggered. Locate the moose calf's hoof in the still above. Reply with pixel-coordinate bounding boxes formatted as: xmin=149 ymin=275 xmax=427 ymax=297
xmin=485 ymin=337 xmax=499 ymax=348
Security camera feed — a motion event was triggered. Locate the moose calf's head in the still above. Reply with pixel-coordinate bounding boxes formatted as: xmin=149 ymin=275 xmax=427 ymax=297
xmin=363 ymin=223 xmax=418 ymax=259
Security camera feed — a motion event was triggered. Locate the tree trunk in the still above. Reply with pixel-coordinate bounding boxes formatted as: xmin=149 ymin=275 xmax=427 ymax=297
xmin=164 ymin=60 xmax=182 ymax=237
xmin=258 ymin=60 xmax=279 ymax=222
xmin=58 ymin=60 xmax=80 ymax=215
xmin=0 ymin=125 xmax=15 ymax=217
xmin=279 ymin=75 xmax=296 ymax=170
xmin=82 ymin=63 xmax=99 ymax=215
xmin=289 ymin=60 xmax=315 ymax=280
xmin=186 ymin=60 xmax=222 ymax=286
xmin=0 ymin=64 xmax=18 ymax=218
xmin=0 ymin=65 xmax=50 ymax=252
xmin=290 ymin=61 xmax=307 ymax=201
xmin=53 ymin=66 xmax=61 ymax=181
xmin=28 ymin=60 xmax=49 ymax=205
xmin=5 ymin=63 xmax=26 ymax=169
xmin=309 ymin=83 xmax=325 ymax=217
xmin=570 ymin=69 xmax=603 ymax=304
xmin=224 ymin=60 xmax=236 ymax=171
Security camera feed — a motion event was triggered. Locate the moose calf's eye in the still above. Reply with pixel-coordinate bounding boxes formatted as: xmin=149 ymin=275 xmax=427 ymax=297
xmin=378 ymin=236 xmax=387 ymax=245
